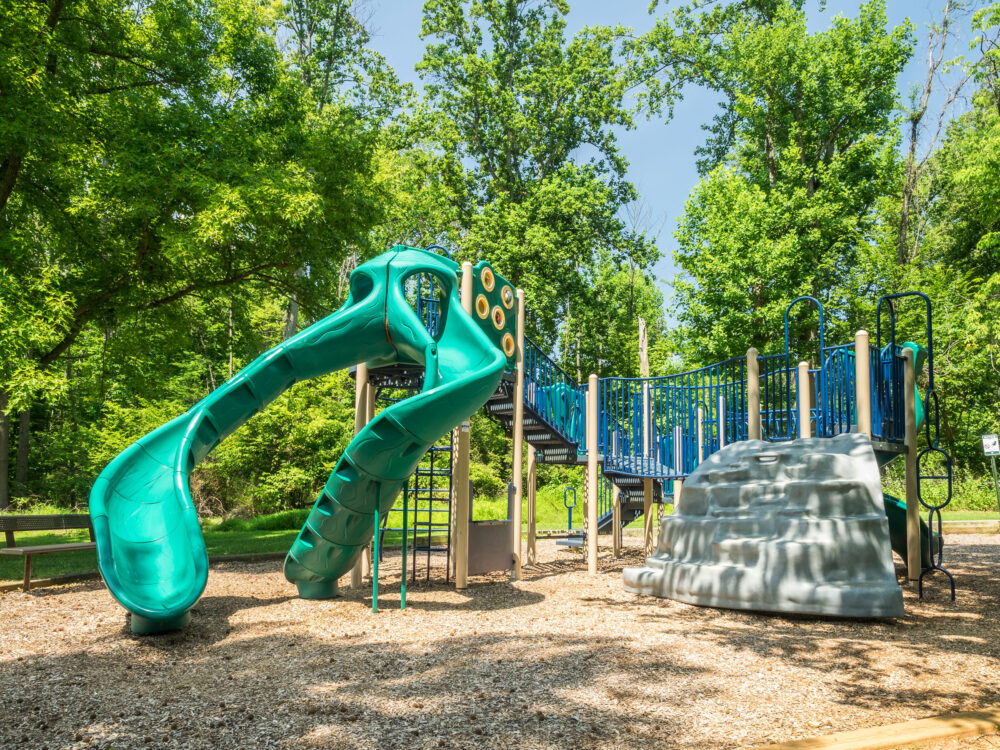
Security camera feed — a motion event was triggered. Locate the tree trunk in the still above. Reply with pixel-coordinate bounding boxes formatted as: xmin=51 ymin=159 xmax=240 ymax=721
xmin=898 ymin=0 xmax=954 ymax=264
xmin=14 ymin=407 xmax=29 ymax=495
xmin=0 ymin=390 xmax=9 ymax=510
xmin=228 ymin=298 xmax=235 ymax=379
xmin=897 ymin=117 xmax=919 ymax=265
xmin=764 ymin=128 xmax=777 ymax=189
xmin=282 ymin=296 xmax=299 ymax=341
xmin=282 ymin=267 xmax=305 ymax=341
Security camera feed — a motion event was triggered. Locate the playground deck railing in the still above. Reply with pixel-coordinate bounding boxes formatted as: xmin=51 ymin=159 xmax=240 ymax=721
xmin=596 ymin=340 xmax=911 ymax=481
xmin=523 ymin=336 xmax=585 ymax=447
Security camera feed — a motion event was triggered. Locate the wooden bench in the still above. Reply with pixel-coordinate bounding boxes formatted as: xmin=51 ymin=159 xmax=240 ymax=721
xmin=0 ymin=514 xmax=96 ymax=591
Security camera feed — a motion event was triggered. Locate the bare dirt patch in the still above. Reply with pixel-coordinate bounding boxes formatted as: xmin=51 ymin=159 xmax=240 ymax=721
xmin=1 ymin=535 xmax=997 ymax=749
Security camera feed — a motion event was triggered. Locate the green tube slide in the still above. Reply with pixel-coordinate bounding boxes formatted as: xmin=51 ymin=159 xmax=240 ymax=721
xmin=89 ymin=247 xmax=518 ymax=633
xmin=882 ymin=493 xmax=939 ymax=569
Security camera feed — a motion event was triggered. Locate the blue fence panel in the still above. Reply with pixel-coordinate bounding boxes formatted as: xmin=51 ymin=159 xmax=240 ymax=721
xmin=820 ymin=344 xmax=855 ymax=437
xmin=598 ymin=474 xmax=614 ymax=519
xmin=872 ymin=344 xmax=906 ymax=443
xmin=597 ymin=356 xmax=748 ymax=480
xmin=523 ymin=336 xmax=584 ymax=447
xmin=759 ymin=353 xmax=795 ymax=441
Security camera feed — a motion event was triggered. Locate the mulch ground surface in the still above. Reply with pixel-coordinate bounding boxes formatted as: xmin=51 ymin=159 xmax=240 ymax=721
xmin=1 ymin=535 xmax=997 ymax=749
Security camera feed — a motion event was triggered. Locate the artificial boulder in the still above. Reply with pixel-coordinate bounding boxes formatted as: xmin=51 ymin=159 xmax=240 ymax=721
xmin=623 ymin=433 xmax=903 ymax=618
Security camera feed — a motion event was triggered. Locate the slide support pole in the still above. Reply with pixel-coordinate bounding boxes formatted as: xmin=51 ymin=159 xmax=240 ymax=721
xmin=855 ymin=330 xmax=872 ymax=437
xmin=526 ymin=443 xmax=537 ymax=565
xmin=587 ymin=374 xmax=599 ymax=575
xmin=452 ymin=262 xmax=474 ymax=589
xmin=401 ymin=485 xmax=408 ymax=610
xmin=454 ymin=421 xmax=471 ymax=589
xmin=510 ymin=289 xmax=526 ymax=579
xmin=904 ymin=348 xmax=920 ymax=581
xmin=351 ymin=364 xmax=370 ymax=590
xmin=372 ymin=504 xmax=379 ymax=613
xmin=747 ymin=348 xmax=760 ymax=441
xmin=798 ymin=361 xmax=811 ymax=439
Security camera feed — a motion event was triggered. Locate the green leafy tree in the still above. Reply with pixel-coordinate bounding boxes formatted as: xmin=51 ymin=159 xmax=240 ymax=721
xmin=417 ymin=0 xmax=657 ymax=351
xmin=642 ymin=1 xmax=913 ymax=361
xmin=904 ymin=91 xmax=1000 ymax=468
xmin=564 ymin=258 xmax=671 ymax=377
xmin=0 ymin=0 xmax=392 ymax=506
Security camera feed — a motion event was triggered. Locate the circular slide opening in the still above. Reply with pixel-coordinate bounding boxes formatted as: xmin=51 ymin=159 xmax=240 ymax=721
xmin=480 ymin=267 xmax=495 ymax=292
xmin=501 ymin=285 xmax=515 ymax=310
xmin=475 ymin=295 xmax=490 ymax=319
xmin=502 ymin=333 xmax=515 ymax=357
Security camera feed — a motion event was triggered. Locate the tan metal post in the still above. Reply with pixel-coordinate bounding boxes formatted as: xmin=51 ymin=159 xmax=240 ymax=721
xmin=510 ymin=289 xmax=526 ymax=580
xmin=454 ymin=420 xmax=471 ymax=589
xmin=798 ymin=361 xmax=811 ymax=439
xmin=452 ymin=261 xmax=474 ymax=588
xmin=526 ymin=443 xmax=537 ymax=565
xmin=747 ymin=348 xmax=760 ymax=440
xmin=639 ymin=317 xmax=654 ymax=555
xmin=362 ymin=373 xmax=376 ymax=578
xmin=903 ymin=348 xmax=920 ymax=581
xmin=351 ymin=364 xmax=370 ymax=589
xmin=855 ymin=330 xmax=872 ymax=437
xmin=586 ymin=374 xmax=599 ymax=575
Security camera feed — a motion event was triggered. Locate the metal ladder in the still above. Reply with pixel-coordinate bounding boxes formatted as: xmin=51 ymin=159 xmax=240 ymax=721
xmin=379 ymin=434 xmax=453 ymax=582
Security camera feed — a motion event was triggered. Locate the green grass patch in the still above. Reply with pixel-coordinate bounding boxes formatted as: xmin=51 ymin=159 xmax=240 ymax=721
xmin=934 ymin=510 xmax=999 ymax=521
xmin=5 ymin=482 xmax=996 ymax=584
xmin=0 ymin=526 xmax=299 ymax=585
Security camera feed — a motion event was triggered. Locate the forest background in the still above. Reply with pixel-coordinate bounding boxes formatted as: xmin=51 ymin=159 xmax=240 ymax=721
xmin=3 ymin=0 xmax=1000 ymax=519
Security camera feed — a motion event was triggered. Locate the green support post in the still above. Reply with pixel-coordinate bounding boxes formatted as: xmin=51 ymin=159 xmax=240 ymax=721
xmin=401 ymin=485 xmax=408 ymax=610
xmin=373 ymin=505 xmax=379 ymax=614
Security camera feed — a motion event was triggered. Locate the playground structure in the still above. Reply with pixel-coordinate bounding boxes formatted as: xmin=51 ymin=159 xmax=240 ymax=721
xmin=88 ymin=246 xmax=953 ymax=632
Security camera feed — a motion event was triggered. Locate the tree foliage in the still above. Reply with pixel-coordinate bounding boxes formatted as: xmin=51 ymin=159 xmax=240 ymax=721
xmin=418 ymin=0 xmax=659 ymax=362
xmin=4 ymin=0 xmax=1000 ymax=512
xmin=652 ymin=1 xmax=912 ymax=361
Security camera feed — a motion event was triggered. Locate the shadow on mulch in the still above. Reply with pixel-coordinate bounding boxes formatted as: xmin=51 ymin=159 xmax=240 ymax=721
xmin=0 ymin=627 xmax=698 ymax=749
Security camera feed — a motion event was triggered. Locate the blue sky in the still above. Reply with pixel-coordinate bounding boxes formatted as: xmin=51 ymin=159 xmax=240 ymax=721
xmin=365 ymin=2 xmax=977 ymax=318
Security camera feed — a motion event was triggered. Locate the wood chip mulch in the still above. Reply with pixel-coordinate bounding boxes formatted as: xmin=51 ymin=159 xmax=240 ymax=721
xmin=1 ymin=535 xmax=997 ymax=749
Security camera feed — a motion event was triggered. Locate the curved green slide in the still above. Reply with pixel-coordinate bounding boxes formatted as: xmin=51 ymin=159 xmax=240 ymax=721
xmin=89 ymin=247 xmax=517 ymax=633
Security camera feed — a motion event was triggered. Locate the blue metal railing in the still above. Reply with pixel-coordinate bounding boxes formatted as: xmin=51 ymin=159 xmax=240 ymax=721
xmin=759 ymin=353 xmax=794 ymax=441
xmin=871 ymin=344 xmax=906 ymax=444
xmin=820 ymin=344 xmax=855 ymax=437
xmin=406 ymin=272 xmax=441 ymax=337
xmin=598 ymin=356 xmax=748 ymax=479
xmin=523 ymin=336 xmax=584 ymax=447
xmin=593 ymin=331 xmax=926 ymax=480
xmin=598 ymin=475 xmax=614 ymax=520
